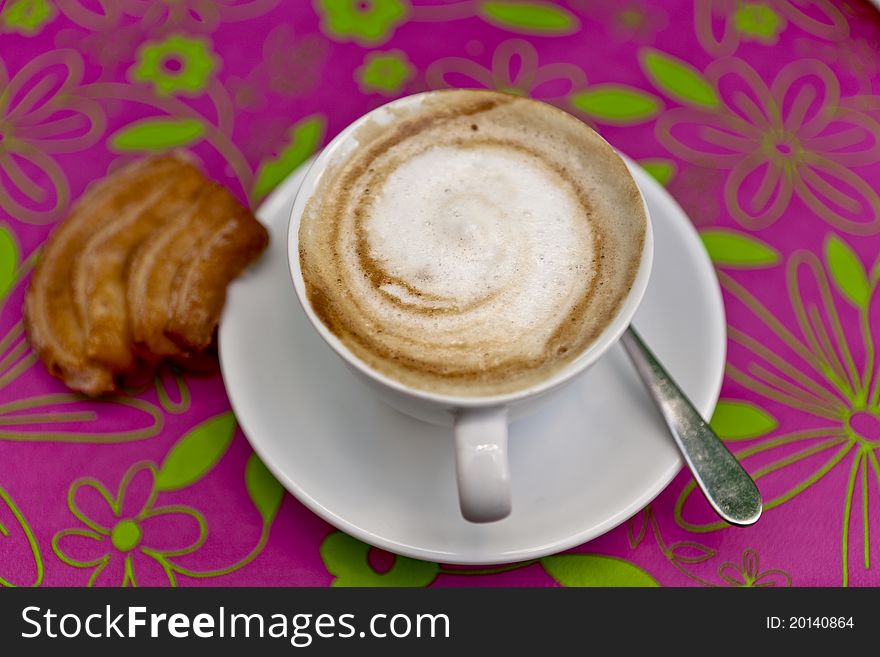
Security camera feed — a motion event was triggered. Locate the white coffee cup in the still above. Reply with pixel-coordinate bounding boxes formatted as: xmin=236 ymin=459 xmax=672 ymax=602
xmin=288 ymin=91 xmax=653 ymax=523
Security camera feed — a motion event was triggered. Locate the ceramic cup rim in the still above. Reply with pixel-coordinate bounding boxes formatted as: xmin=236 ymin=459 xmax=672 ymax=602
xmin=287 ymin=89 xmax=654 ymax=409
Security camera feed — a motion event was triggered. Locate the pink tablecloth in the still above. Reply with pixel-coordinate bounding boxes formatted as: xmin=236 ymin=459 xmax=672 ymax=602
xmin=2 ymin=0 xmax=880 ymax=587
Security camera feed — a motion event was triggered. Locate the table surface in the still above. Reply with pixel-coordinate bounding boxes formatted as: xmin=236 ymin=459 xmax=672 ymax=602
xmin=2 ymin=0 xmax=880 ymax=587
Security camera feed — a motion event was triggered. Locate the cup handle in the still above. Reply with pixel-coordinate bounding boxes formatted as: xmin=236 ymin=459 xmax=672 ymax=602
xmin=454 ymin=407 xmax=512 ymax=523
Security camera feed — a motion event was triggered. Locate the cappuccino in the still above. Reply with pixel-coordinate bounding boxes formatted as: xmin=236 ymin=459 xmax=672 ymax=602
xmin=299 ymin=89 xmax=646 ymax=396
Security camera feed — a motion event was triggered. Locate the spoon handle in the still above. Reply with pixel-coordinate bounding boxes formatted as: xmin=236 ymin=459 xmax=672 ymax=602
xmin=620 ymin=326 xmax=762 ymax=526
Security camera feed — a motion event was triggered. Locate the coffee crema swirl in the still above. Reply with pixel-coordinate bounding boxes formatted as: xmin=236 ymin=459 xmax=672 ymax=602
xmin=299 ymin=89 xmax=647 ymax=396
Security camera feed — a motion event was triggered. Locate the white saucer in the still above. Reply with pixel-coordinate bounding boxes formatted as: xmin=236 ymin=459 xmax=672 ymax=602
xmin=219 ymin=158 xmax=726 ymax=565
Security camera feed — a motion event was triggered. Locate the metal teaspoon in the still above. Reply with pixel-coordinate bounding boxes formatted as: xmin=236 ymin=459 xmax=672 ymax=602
xmin=620 ymin=326 xmax=762 ymax=526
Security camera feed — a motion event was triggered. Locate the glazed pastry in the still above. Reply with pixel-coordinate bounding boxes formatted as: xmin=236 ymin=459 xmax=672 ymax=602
xmin=24 ymin=154 xmax=269 ymax=396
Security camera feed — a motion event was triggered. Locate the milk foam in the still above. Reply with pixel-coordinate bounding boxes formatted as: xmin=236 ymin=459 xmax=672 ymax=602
xmin=344 ymin=144 xmax=593 ymax=362
xmin=299 ymin=89 xmax=646 ymax=396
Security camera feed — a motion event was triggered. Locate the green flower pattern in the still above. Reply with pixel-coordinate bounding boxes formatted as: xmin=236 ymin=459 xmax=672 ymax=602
xmin=718 ymin=549 xmax=790 ymax=587
xmin=46 ymin=413 xmax=284 ymax=587
xmin=321 ymin=532 xmax=439 ymax=587
xmin=52 ymin=463 xmax=207 ymax=587
xmin=733 ymin=3 xmax=782 ymax=44
xmin=314 ymin=0 xmax=409 ymax=45
xmin=130 ymin=34 xmax=218 ymax=97
xmin=356 ymin=49 xmax=414 ymax=95
xmin=0 ymin=0 xmax=55 ymax=35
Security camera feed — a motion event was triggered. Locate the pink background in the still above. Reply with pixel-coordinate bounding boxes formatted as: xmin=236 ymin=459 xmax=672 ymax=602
xmin=1 ymin=0 xmax=880 ymax=586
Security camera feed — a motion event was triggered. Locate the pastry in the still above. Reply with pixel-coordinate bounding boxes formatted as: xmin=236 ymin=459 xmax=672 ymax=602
xmin=24 ymin=154 xmax=269 ymax=395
